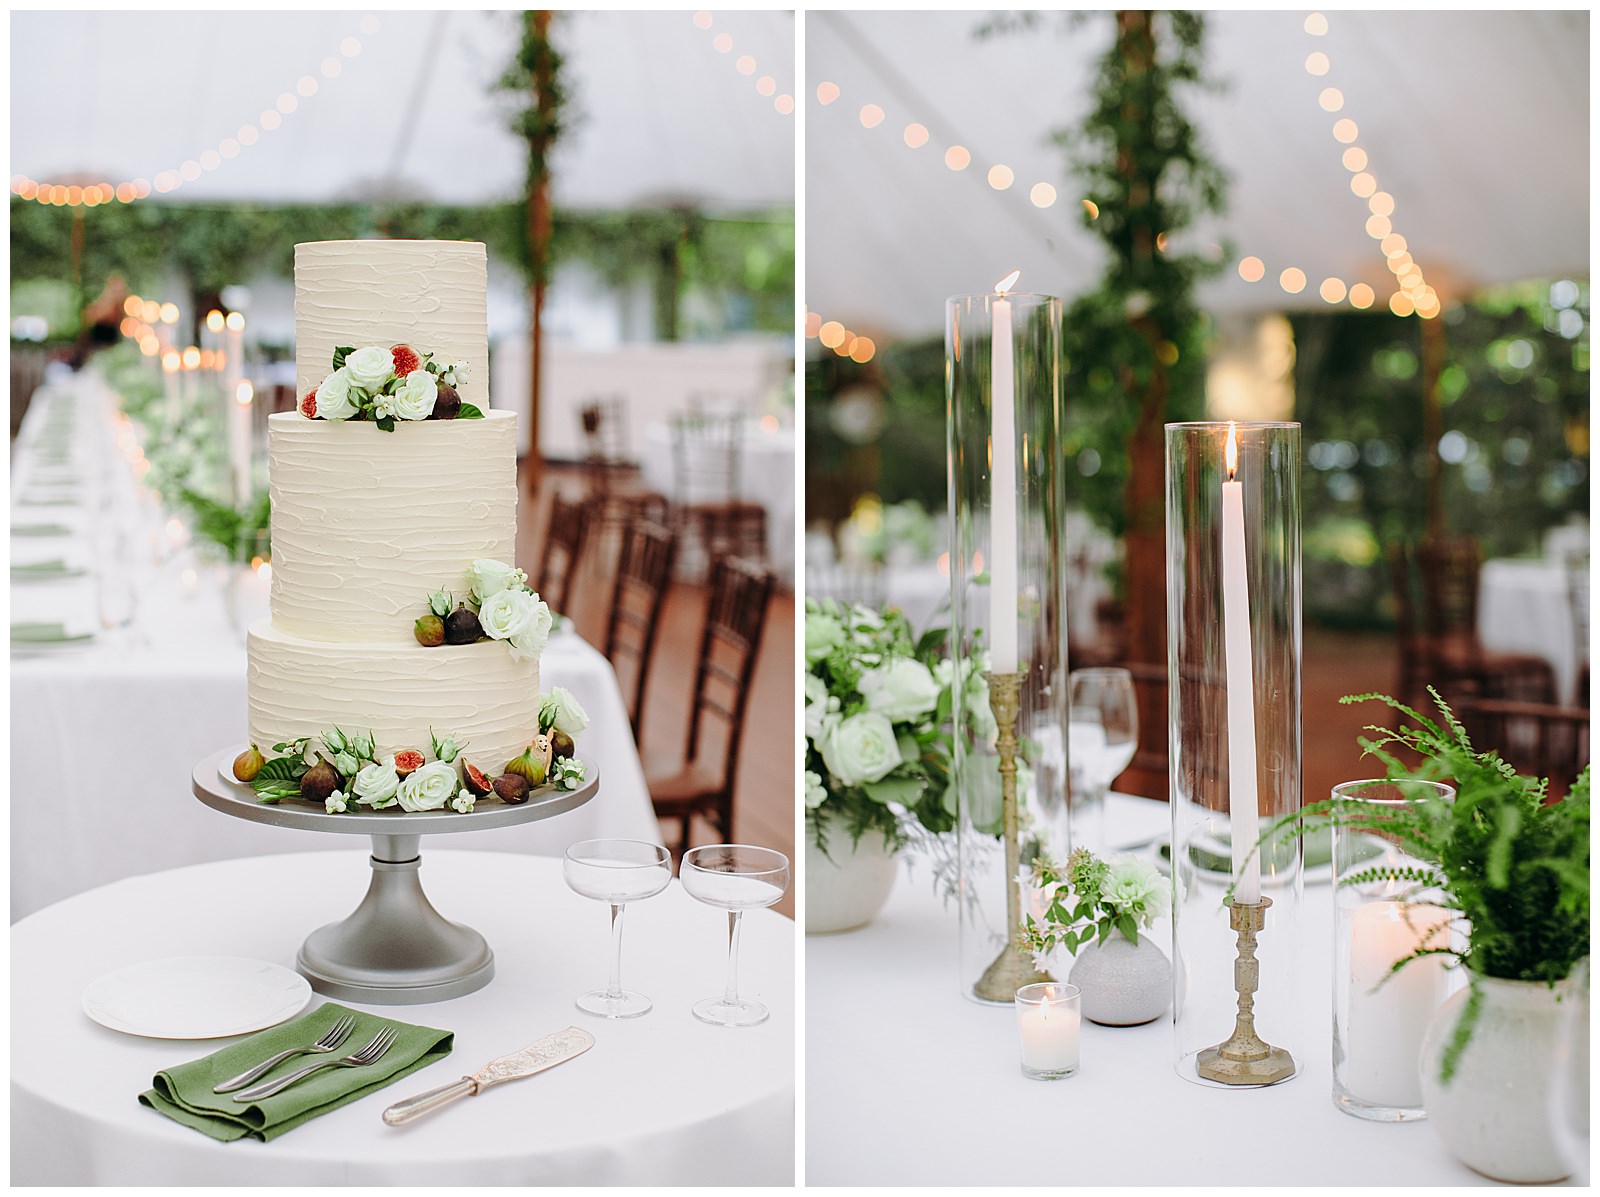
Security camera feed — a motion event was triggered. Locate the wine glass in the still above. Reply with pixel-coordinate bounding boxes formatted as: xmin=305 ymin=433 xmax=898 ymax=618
xmin=680 ymin=844 xmax=790 ymax=1027
xmin=1067 ymin=668 xmax=1138 ymax=848
xmin=563 ymin=839 xmax=673 ymax=1018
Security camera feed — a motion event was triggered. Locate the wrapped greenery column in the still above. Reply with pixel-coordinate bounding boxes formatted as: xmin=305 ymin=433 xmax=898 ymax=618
xmin=946 ymin=284 xmax=1069 ymax=1004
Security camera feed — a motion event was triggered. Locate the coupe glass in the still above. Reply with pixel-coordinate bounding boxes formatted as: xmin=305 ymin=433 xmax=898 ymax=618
xmin=1067 ymin=667 xmax=1138 ymax=847
xmin=563 ymin=838 xmax=673 ymax=1018
xmin=680 ymin=844 xmax=790 ymax=1027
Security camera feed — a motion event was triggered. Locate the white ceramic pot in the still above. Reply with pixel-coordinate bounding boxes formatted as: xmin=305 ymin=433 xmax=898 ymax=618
xmin=804 ymin=823 xmax=898 ymax=935
xmin=1068 ymin=931 xmax=1173 ymax=1026
xmin=1419 ymin=972 xmax=1574 ymax=1183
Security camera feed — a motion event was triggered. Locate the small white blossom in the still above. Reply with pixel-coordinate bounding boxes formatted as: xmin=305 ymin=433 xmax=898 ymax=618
xmin=325 ymin=789 xmax=348 ymax=814
xmin=451 ymin=788 xmax=476 ymax=814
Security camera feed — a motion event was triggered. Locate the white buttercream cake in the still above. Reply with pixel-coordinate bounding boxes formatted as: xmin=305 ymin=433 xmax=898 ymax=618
xmin=245 ymin=240 xmax=541 ymax=775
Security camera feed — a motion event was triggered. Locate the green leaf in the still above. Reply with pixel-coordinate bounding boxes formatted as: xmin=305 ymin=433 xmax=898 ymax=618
xmin=254 ymin=756 xmax=307 ymax=787
xmin=332 ymin=346 xmax=353 ymax=370
xmin=376 ymin=415 xmax=396 ymax=432
xmin=861 ymin=776 xmax=925 ymax=807
xmin=458 ymin=403 xmax=485 ymax=419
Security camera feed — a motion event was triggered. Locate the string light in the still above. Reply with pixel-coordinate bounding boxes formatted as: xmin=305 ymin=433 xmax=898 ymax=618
xmin=12 ymin=15 xmax=379 ymax=206
xmin=804 ymin=310 xmax=876 ymax=363
xmin=693 ymin=12 xmax=793 ymax=116
xmin=811 ymin=77 xmax=1084 ymax=213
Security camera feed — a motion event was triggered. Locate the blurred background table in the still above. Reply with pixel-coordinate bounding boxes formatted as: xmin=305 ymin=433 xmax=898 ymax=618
xmin=1480 ymin=556 xmax=1586 ymax=705
xmin=12 ymin=849 xmax=793 ymax=1185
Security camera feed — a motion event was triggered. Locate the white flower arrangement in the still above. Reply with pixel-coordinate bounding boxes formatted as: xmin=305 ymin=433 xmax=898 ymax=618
xmin=1017 ymin=848 xmax=1176 ymax=971
xmin=299 ymin=344 xmax=483 ymax=431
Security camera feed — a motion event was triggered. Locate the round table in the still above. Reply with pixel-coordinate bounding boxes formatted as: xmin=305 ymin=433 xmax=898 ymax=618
xmin=804 ymin=794 xmax=1544 ymax=1187
xmin=1479 ymin=557 xmax=1584 ymax=704
xmin=12 ymin=850 xmax=794 ymax=1185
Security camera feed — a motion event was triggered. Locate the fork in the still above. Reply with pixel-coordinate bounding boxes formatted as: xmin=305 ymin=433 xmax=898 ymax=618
xmin=213 ymin=1014 xmax=357 ymax=1093
xmin=232 ymin=1027 xmax=399 ymax=1102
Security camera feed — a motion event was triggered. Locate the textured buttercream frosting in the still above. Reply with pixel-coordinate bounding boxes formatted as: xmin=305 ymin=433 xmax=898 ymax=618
xmin=266 ymin=410 xmax=518 ymax=644
xmin=247 ymin=621 xmax=541 ymax=776
xmin=294 ymin=239 xmax=488 ymax=410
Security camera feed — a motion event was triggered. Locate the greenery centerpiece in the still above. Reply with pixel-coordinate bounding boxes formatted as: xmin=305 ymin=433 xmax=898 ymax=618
xmin=1017 ymin=847 xmax=1172 ymax=967
xmin=802 ymin=598 xmax=958 ymax=855
xmin=1279 ymin=689 xmax=1589 ymax=1081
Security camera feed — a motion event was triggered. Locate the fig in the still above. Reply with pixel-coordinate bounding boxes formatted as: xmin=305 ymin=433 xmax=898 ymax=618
xmin=300 ymin=761 xmax=341 ymax=805
xmin=393 ymin=750 xmax=425 ymax=778
xmin=463 ymin=761 xmax=495 ymax=796
xmin=504 ymin=741 xmax=549 ymax=787
xmin=493 ymin=773 xmax=530 ymax=805
xmin=549 ymin=729 xmax=575 ymax=760
xmin=232 ymin=743 xmax=265 ymax=782
xmin=444 ymin=606 xmax=482 ymax=645
xmin=431 ymin=383 xmax=461 ymax=420
xmin=414 ymin=614 xmax=445 ymax=647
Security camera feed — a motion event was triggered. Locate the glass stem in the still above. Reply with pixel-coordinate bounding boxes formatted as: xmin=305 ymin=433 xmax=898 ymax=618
xmin=606 ymin=902 xmax=627 ymax=999
xmin=723 ymin=909 xmax=743 ymax=1006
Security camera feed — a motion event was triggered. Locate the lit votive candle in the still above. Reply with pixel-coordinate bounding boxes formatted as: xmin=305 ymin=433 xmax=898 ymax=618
xmin=1015 ymin=982 xmax=1081 ymax=1080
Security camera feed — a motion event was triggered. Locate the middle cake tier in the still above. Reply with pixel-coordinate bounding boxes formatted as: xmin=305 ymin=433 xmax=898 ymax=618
xmin=247 ymin=622 xmax=541 ymax=775
xmin=266 ymin=409 xmax=519 ymax=645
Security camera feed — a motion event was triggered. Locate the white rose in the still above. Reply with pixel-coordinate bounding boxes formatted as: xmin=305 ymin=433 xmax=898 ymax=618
xmin=397 ymin=759 xmax=457 ymax=812
xmin=467 ymin=559 xmax=525 ymax=604
xmin=805 ymin=610 xmax=846 ymax=663
xmin=819 ymin=711 xmax=902 ymax=787
xmin=390 ymin=368 xmax=437 ymax=421
xmin=344 ymin=345 xmax=394 ymax=391
xmin=803 ymin=673 xmax=829 ymax=741
xmin=539 ymin=687 xmax=589 ymax=736
xmin=480 ymin=589 xmax=552 ymax=663
xmin=352 ymin=757 xmax=400 ymax=808
xmin=508 ymin=600 xmax=554 ymax=662
xmin=315 ymin=368 xmax=358 ymax=421
xmin=859 ymin=657 xmax=941 ymax=722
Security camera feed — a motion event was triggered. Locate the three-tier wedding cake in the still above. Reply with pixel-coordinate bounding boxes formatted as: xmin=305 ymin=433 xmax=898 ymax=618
xmin=245 ymin=240 xmax=544 ymax=778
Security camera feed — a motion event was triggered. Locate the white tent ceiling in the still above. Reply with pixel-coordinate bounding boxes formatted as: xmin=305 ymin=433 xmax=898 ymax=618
xmin=805 ymin=10 xmax=1589 ymax=338
xmin=9 ymin=9 xmax=795 ymax=212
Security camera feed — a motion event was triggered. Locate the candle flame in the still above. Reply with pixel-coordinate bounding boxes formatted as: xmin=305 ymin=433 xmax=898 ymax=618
xmin=995 ymin=269 xmax=1020 ymax=295
xmin=1225 ymin=422 xmax=1239 ymax=480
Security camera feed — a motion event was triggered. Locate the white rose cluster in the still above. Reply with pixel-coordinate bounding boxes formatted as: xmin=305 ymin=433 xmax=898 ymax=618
xmin=309 ymin=344 xmax=442 ymax=424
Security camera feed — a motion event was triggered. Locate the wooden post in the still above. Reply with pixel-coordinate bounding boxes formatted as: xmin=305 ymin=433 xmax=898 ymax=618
xmin=525 ymin=9 xmax=557 ymax=496
xmin=1420 ymin=313 xmax=1446 ymax=539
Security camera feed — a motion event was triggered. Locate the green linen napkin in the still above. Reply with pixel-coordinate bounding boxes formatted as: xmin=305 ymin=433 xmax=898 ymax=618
xmin=11 ymin=559 xmax=83 ymax=579
xmin=10 ymin=622 xmax=94 ymax=644
xmin=11 ymin=523 xmax=73 ymax=537
xmin=139 ymin=1002 xmax=453 ymax=1142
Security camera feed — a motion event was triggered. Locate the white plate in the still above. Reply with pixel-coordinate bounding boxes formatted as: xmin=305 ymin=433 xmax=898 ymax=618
xmin=82 ymin=956 xmax=312 ymax=1039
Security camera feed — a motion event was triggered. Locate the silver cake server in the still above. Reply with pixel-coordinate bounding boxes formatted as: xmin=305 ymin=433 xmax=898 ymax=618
xmin=381 ymin=1026 xmax=596 ymax=1126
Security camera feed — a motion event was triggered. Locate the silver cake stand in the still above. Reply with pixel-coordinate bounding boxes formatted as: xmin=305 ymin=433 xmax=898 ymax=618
xmin=191 ymin=747 xmax=599 ymax=1005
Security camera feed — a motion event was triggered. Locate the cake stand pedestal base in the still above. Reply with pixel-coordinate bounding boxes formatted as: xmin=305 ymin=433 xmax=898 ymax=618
xmin=297 ymin=834 xmax=494 ymax=1005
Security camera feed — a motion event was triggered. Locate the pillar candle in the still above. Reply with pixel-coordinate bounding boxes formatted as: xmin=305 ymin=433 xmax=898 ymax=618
xmin=1344 ymin=901 xmax=1451 ymax=1107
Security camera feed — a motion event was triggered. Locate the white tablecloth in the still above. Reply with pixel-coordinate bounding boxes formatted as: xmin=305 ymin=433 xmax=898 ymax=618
xmin=11 ymin=376 xmax=661 ymax=921
xmin=639 ymin=418 xmax=795 ymax=584
xmin=804 ymin=793 xmax=1537 ymax=1187
xmin=1480 ymin=557 xmax=1585 ymax=704
xmin=11 ymin=850 xmax=794 ymax=1185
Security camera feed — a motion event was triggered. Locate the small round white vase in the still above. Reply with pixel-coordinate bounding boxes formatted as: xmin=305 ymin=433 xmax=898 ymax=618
xmin=804 ymin=824 xmax=898 ymax=935
xmin=1068 ymin=932 xmax=1173 ymax=1026
xmin=1418 ymin=973 xmax=1574 ymax=1184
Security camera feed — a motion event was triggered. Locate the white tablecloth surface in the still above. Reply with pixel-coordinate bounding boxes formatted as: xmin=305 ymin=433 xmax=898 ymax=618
xmin=11 ymin=850 xmax=794 ymax=1185
xmin=804 ymin=793 xmax=1534 ymax=1187
xmin=1479 ymin=557 xmax=1586 ymax=704
xmin=639 ymin=417 xmax=795 ymax=584
xmin=11 ymin=377 xmax=661 ymax=921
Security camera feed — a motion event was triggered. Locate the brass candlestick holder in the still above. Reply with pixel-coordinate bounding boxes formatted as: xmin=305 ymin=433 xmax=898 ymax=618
xmin=972 ymin=669 xmax=1053 ymax=1003
xmin=1196 ymin=896 xmax=1296 ymax=1085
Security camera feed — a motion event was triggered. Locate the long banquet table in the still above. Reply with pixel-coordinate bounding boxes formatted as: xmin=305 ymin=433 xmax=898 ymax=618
xmin=11 ymin=373 xmax=662 ymax=922
xmin=805 ymin=793 xmax=1565 ymax=1187
xmin=12 ymin=850 xmax=794 ymax=1185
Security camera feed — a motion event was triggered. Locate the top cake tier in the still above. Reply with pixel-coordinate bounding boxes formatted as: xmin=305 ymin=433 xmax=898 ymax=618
xmin=294 ymin=239 xmax=488 ymax=410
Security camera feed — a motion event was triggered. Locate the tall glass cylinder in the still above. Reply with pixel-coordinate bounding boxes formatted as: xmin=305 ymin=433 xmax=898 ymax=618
xmin=1166 ymin=421 xmax=1302 ymax=1083
xmin=1331 ymin=778 xmax=1460 ymax=1121
xmin=947 ymin=289 xmax=1068 ymax=1004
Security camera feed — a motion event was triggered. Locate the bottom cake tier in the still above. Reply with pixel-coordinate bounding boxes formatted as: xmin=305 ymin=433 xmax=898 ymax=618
xmin=246 ymin=621 xmax=541 ymax=777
